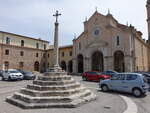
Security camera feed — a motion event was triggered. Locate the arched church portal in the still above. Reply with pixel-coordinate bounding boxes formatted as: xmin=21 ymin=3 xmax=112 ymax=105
xmin=77 ymin=54 xmax=84 ymax=73
xmin=34 ymin=61 xmax=39 ymax=71
xmin=114 ymin=51 xmax=125 ymax=72
xmin=91 ymin=51 xmax=104 ymax=72
xmin=60 ymin=61 xmax=67 ymax=71
xmin=68 ymin=60 xmax=73 ymax=73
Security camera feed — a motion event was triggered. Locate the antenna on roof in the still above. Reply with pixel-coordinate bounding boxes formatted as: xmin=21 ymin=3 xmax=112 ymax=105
xmin=108 ymin=8 xmax=110 ymax=14
xmin=126 ymin=21 xmax=129 ymax=26
xmin=74 ymin=33 xmax=76 ymax=39
xmin=85 ymin=16 xmax=88 ymax=21
xmin=95 ymin=6 xmax=98 ymax=12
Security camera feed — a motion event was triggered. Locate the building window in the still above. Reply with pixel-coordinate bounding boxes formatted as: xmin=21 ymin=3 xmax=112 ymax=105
xmin=4 ymin=61 xmax=9 ymax=70
xmin=36 ymin=53 xmax=39 ymax=57
xmin=20 ymin=51 xmax=24 ymax=56
xmin=44 ymin=44 xmax=46 ymax=50
xmin=79 ymin=42 xmax=81 ymax=50
xmin=36 ymin=43 xmax=39 ymax=49
xmin=5 ymin=49 xmax=9 ymax=55
xmin=117 ymin=36 xmax=120 ymax=46
xmin=6 ymin=37 xmax=10 ymax=44
xmin=19 ymin=62 xmax=24 ymax=69
xmin=62 ymin=52 xmax=64 ymax=57
xmin=21 ymin=40 xmax=24 ymax=47
xmin=69 ymin=51 xmax=72 ymax=56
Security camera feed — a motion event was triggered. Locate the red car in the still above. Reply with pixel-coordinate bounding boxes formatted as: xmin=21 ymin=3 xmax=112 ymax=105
xmin=81 ymin=71 xmax=111 ymax=82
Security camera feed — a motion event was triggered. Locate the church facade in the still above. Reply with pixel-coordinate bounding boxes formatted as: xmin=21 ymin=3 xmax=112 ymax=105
xmin=72 ymin=10 xmax=150 ymax=73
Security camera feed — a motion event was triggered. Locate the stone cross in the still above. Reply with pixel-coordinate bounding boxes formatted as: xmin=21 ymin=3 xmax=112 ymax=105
xmin=53 ymin=10 xmax=62 ymax=71
xmin=53 ymin=10 xmax=61 ymax=23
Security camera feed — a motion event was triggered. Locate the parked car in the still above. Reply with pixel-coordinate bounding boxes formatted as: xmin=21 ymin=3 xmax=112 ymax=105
xmin=101 ymin=70 xmax=118 ymax=77
xmin=17 ymin=70 xmax=36 ymax=80
xmin=99 ymin=73 xmax=149 ymax=97
xmin=81 ymin=71 xmax=111 ymax=82
xmin=2 ymin=69 xmax=24 ymax=81
xmin=0 ymin=70 xmax=3 ymax=77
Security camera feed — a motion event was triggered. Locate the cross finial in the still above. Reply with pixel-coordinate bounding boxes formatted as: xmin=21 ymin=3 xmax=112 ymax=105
xmin=53 ymin=10 xmax=61 ymax=23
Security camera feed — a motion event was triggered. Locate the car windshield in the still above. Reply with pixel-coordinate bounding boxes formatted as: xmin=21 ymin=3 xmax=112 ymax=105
xmin=25 ymin=72 xmax=32 ymax=74
xmin=8 ymin=70 xmax=19 ymax=73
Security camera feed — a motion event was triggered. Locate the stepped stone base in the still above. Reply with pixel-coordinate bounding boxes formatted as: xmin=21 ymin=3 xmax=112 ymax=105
xmin=6 ymin=71 xmax=96 ymax=109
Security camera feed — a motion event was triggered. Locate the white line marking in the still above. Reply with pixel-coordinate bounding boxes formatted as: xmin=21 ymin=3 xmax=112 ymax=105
xmin=120 ymin=95 xmax=138 ymax=113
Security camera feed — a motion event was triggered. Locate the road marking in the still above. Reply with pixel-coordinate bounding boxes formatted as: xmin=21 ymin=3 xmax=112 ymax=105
xmin=120 ymin=95 xmax=138 ymax=113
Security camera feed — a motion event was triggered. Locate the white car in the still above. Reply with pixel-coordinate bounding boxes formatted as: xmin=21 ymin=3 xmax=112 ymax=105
xmin=2 ymin=69 xmax=24 ymax=81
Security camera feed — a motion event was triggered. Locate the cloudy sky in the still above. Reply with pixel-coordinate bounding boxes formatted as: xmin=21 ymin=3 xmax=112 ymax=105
xmin=0 ymin=0 xmax=148 ymax=45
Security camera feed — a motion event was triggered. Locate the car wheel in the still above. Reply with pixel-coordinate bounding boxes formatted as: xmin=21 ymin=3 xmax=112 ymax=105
xmin=133 ymin=88 xmax=142 ymax=97
xmin=101 ymin=85 xmax=109 ymax=92
xmin=82 ymin=77 xmax=87 ymax=81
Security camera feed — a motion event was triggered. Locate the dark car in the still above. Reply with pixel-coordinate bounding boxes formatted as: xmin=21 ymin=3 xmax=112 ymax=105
xmin=18 ymin=70 xmax=36 ymax=80
xmin=0 ymin=70 xmax=3 ymax=77
xmin=134 ymin=71 xmax=150 ymax=83
xmin=81 ymin=71 xmax=111 ymax=82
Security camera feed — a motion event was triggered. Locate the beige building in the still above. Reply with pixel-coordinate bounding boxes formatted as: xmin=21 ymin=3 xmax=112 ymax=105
xmin=46 ymin=45 xmax=73 ymax=73
xmin=0 ymin=31 xmax=49 ymax=72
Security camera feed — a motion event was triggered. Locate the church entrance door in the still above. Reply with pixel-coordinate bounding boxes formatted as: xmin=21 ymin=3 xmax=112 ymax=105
xmin=114 ymin=51 xmax=125 ymax=72
xmin=77 ymin=54 xmax=84 ymax=73
xmin=92 ymin=51 xmax=104 ymax=72
xmin=34 ymin=61 xmax=39 ymax=71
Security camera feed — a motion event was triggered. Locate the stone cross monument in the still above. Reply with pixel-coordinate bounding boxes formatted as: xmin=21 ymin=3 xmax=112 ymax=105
xmin=6 ymin=11 xmax=96 ymax=108
xmin=53 ymin=10 xmax=62 ymax=72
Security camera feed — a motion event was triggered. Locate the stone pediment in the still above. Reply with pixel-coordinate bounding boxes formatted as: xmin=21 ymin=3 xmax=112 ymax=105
xmin=86 ymin=40 xmax=108 ymax=48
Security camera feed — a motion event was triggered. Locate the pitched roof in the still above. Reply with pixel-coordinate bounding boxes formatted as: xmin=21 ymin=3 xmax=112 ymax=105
xmin=0 ymin=31 xmax=49 ymax=43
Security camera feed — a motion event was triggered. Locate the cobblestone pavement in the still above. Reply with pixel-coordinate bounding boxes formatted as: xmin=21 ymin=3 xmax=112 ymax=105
xmin=0 ymin=76 xmax=127 ymax=113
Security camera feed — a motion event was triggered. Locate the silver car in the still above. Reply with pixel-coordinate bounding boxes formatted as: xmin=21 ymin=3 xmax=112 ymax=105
xmin=2 ymin=69 xmax=24 ymax=81
xmin=99 ymin=73 xmax=149 ymax=97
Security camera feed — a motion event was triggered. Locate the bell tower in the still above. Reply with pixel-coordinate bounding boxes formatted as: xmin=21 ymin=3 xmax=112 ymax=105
xmin=146 ymin=0 xmax=150 ymax=43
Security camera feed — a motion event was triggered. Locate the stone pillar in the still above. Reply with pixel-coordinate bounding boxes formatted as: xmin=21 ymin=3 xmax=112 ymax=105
xmin=73 ymin=58 xmax=77 ymax=73
xmin=125 ymin=56 xmax=133 ymax=72
xmin=104 ymin=56 xmax=113 ymax=71
xmin=52 ymin=11 xmax=62 ymax=72
xmin=84 ymin=56 xmax=90 ymax=72
xmin=54 ymin=22 xmax=59 ymax=67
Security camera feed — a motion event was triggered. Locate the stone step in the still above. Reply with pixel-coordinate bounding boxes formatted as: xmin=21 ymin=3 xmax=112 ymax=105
xmin=6 ymin=92 xmax=96 ymax=109
xmin=33 ymin=79 xmax=76 ymax=86
xmin=37 ymin=75 xmax=72 ymax=81
xmin=27 ymin=82 xmax=80 ymax=91
xmin=44 ymin=72 xmax=68 ymax=76
xmin=20 ymin=87 xmax=86 ymax=97
xmin=13 ymin=89 xmax=92 ymax=104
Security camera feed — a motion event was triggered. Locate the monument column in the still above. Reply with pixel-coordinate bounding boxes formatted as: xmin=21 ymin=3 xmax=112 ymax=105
xmin=53 ymin=10 xmax=62 ymax=72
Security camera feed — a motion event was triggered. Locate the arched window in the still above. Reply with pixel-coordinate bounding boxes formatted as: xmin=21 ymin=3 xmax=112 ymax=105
xmin=36 ymin=43 xmax=39 ymax=49
xmin=117 ymin=36 xmax=120 ymax=46
xmin=6 ymin=37 xmax=10 ymax=44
